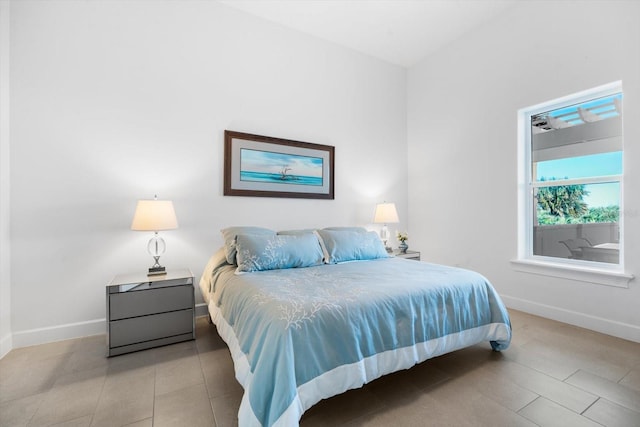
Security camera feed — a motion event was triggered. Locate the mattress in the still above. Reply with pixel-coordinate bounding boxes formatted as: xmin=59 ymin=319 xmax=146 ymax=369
xmin=201 ymin=253 xmax=511 ymax=426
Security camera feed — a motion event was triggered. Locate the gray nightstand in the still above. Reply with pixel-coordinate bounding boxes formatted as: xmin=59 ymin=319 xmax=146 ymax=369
xmin=106 ymin=268 xmax=195 ymax=357
xmin=393 ymin=250 xmax=420 ymax=261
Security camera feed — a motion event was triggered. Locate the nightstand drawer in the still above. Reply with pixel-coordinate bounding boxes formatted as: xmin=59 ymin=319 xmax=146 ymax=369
xmin=109 ymin=285 xmax=193 ymax=320
xmin=106 ymin=269 xmax=195 ymax=356
xmin=109 ymin=309 xmax=194 ymax=348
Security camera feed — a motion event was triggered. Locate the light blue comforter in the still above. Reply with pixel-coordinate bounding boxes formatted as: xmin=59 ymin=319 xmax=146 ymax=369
xmin=206 ymin=257 xmax=511 ymax=427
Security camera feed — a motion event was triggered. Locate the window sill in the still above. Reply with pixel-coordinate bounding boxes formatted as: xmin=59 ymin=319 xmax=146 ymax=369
xmin=510 ymin=259 xmax=634 ymax=288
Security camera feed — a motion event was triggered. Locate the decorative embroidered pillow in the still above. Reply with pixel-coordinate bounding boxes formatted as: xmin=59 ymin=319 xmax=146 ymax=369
xmin=221 ymin=226 xmax=276 ymax=265
xmin=315 ymin=229 xmax=389 ymax=264
xmin=235 ymin=233 xmax=324 ymax=273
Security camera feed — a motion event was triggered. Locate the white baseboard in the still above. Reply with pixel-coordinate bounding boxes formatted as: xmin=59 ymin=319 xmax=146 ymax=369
xmin=8 ymin=304 xmax=211 ymax=351
xmin=501 ymin=294 xmax=640 ymax=343
xmin=0 ymin=332 xmax=12 ymax=359
xmin=11 ymin=318 xmax=106 ymax=349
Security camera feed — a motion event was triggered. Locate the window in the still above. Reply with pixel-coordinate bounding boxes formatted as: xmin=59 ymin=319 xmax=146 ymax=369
xmin=517 ymin=82 xmax=626 ymax=277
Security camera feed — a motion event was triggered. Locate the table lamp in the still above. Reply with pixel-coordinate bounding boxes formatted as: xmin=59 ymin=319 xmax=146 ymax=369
xmin=131 ymin=195 xmax=178 ymax=275
xmin=373 ymin=202 xmax=399 ymax=252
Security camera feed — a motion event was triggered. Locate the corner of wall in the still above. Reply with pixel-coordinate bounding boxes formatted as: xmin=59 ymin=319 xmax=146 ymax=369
xmin=0 ymin=333 xmax=12 ymax=359
xmin=0 ymin=0 xmax=12 ymax=359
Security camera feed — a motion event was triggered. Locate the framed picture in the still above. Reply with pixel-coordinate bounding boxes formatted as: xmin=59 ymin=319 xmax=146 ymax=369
xmin=224 ymin=130 xmax=335 ymax=199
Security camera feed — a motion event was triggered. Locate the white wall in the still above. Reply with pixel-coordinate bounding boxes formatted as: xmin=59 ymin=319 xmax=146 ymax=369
xmin=408 ymin=0 xmax=640 ymax=342
xmin=8 ymin=0 xmax=407 ymax=347
xmin=0 ymin=0 xmax=12 ymax=358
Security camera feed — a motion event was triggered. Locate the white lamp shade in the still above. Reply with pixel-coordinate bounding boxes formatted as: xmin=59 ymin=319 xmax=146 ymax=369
xmin=131 ymin=200 xmax=178 ymax=231
xmin=373 ymin=202 xmax=399 ymax=224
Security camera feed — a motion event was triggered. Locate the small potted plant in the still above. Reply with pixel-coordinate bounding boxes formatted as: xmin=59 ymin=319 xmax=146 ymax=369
xmin=396 ymin=231 xmax=409 ymax=253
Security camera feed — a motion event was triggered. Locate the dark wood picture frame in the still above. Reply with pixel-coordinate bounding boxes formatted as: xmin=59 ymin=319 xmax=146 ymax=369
xmin=224 ymin=130 xmax=335 ymax=199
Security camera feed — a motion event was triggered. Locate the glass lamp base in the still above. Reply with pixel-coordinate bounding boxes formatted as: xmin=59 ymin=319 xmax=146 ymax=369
xmin=147 ymin=234 xmax=167 ymax=276
xmin=147 ymin=266 xmax=167 ymax=276
xmin=380 ymin=225 xmax=392 ymax=252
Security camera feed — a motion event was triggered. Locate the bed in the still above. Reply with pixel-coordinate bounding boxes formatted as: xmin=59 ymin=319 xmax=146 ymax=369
xmin=199 ymin=227 xmax=511 ymax=427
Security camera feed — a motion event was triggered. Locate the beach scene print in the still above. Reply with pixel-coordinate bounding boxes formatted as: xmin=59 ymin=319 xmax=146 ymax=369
xmin=240 ymin=148 xmax=324 ymax=186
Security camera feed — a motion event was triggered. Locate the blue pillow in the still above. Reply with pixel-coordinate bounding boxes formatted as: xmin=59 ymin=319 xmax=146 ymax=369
xmin=315 ymin=230 xmax=389 ymax=264
xmin=221 ymin=226 xmax=275 ymax=265
xmin=235 ymin=233 xmax=324 ymax=273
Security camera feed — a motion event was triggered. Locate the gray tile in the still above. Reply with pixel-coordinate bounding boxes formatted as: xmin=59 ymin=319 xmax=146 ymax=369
xmin=62 ymin=351 xmax=109 ymax=376
xmin=515 ymin=336 xmax=629 ymax=382
xmin=199 ymin=350 xmax=243 ymax=399
xmin=210 ymin=393 xmax=241 ymax=427
xmin=28 ymin=367 xmax=106 ymax=426
xmin=562 ymin=328 xmax=640 ymax=368
xmin=151 ymin=340 xmax=198 ymax=364
xmin=566 ymin=369 xmax=640 ymax=413
xmin=100 ymin=365 xmax=155 ymax=400
xmin=422 ymin=376 xmax=538 ymax=427
xmin=90 ymin=363 xmax=155 ymax=427
xmin=106 ymin=350 xmax=155 ymax=377
xmin=507 ymin=310 xmax=569 ymax=347
xmin=123 ymin=418 xmax=153 ymax=427
xmin=428 ymin=342 xmax=504 ymax=377
xmin=340 ymin=391 xmax=470 ymax=427
xmin=452 ymin=358 xmax=539 ymax=412
xmin=501 ymin=341 xmax=579 ymax=381
xmin=61 ymin=335 xmax=109 ymax=375
xmin=51 ymin=415 xmax=93 ymax=426
xmin=0 ymin=354 xmax=69 ymax=403
xmin=154 ymin=382 xmax=215 ymax=427
xmin=0 ymin=392 xmax=44 ymax=426
xmin=90 ymin=396 xmax=153 ymax=427
xmin=487 ymin=360 xmax=598 ymax=413
xmin=155 ymin=350 xmax=204 ymax=396
xmin=366 ymin=369 xmax=424 ymax=406
xmin=518 ymin=397 xmax=602 ymax=427
xmin=583 ymin=398 xmax=640 ymax=427
xmin=527 ymin=322 xmax=640 ymax=375
xmin=620 ymin=367 xmax=640 ymax=392
xmin=301 ymin=386 xmax=385 ymax=426
xmin=2 ymin=309 xmax=639 ymax=427
xmin=403 ymin=360 xmax=451 ymax=391
xmin=15 ymin=339 xmax=80 ymax=364
xmin=545 ymin=338 xmax=635 ymax=383
xmin=73 ymin=335 xmax=107 ymax=353
xmin=195 ymin=325 xmax=228 ymax=354
xmin=508 ymin=312 xmax=640 ymax=383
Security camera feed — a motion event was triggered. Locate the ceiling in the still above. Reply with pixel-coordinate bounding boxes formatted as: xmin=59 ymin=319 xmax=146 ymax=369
xmin=219 ymin=0 xmax=518 ymax=68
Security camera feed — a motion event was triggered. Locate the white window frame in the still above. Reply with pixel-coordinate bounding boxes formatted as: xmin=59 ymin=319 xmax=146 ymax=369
xmin=513 ymin=81 xmax=634 ymax=288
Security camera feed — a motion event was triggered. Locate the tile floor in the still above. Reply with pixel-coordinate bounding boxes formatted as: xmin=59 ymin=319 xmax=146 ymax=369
xmin=1 ymin=310 xmax=639 ymax=426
